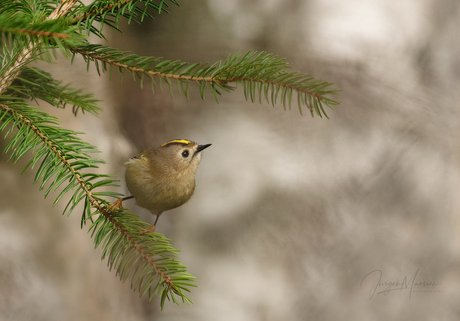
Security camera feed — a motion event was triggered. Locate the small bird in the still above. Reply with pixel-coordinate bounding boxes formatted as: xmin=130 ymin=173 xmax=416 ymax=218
xmin=109 ymin=139 xmax=211 ymax=234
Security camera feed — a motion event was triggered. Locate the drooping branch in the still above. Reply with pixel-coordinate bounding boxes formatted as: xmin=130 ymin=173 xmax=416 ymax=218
xmin=0 ymin=102 xmax=192 ymax=303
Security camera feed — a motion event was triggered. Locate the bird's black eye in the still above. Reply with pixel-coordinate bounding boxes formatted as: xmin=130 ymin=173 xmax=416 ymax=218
xmin=181 ymin=150 xmax=189 ymax=158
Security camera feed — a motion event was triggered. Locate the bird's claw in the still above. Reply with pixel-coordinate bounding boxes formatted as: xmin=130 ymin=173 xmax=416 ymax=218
xmin=107 ymin=198 xmax=124 ymax=212
xmin=140 ymin=225 xmax=156 ymax=235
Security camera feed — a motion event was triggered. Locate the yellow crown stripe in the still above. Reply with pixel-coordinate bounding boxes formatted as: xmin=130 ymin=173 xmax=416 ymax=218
xmin=161 ymin=139 xmax=191 ymax=147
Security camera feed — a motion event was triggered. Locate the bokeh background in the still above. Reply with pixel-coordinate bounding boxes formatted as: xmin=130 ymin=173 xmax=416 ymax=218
xmin=1 ymin=0 xmax=460 ymax=320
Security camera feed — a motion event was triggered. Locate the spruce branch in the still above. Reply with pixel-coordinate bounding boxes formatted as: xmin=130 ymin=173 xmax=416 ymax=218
xmin=0 ymin=101 xmax=196 ymax=308
xmin=71 ymin=45 xmax=339 ymax=117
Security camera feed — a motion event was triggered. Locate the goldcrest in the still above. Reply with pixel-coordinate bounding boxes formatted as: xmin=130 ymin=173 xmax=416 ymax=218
xmin=109 ymin=139 xmax=211 ymax=233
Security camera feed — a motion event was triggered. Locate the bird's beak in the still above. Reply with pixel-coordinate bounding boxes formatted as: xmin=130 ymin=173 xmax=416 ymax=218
xmin=196 ymin=144 xmax=212 ymax=153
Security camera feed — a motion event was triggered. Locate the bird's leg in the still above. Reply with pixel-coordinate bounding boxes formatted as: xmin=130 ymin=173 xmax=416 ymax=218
xmin=107 ymin=195 xmax=134 ymax=211
xmin=140 ymin=213 xmax=162 ymax=235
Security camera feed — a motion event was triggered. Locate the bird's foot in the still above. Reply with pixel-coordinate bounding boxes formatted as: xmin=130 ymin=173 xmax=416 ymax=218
xmin=107 ymin=198 xmax=124 ymax=212
xmin=140 ymin=225 xmax=156 ymax=235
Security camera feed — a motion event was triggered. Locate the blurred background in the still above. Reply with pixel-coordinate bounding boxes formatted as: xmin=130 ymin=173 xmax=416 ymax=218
xmin=1 ymin=0 xmax=460 ymax=320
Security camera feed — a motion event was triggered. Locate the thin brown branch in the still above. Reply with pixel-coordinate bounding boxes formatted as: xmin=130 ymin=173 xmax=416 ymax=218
xmin=71 ymin=47 xmax=214 ymax=82
xmin=0 ymin=27 xmax=71 ymax=39
xmin=0 ymin=48 xmax=33 ymax=95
